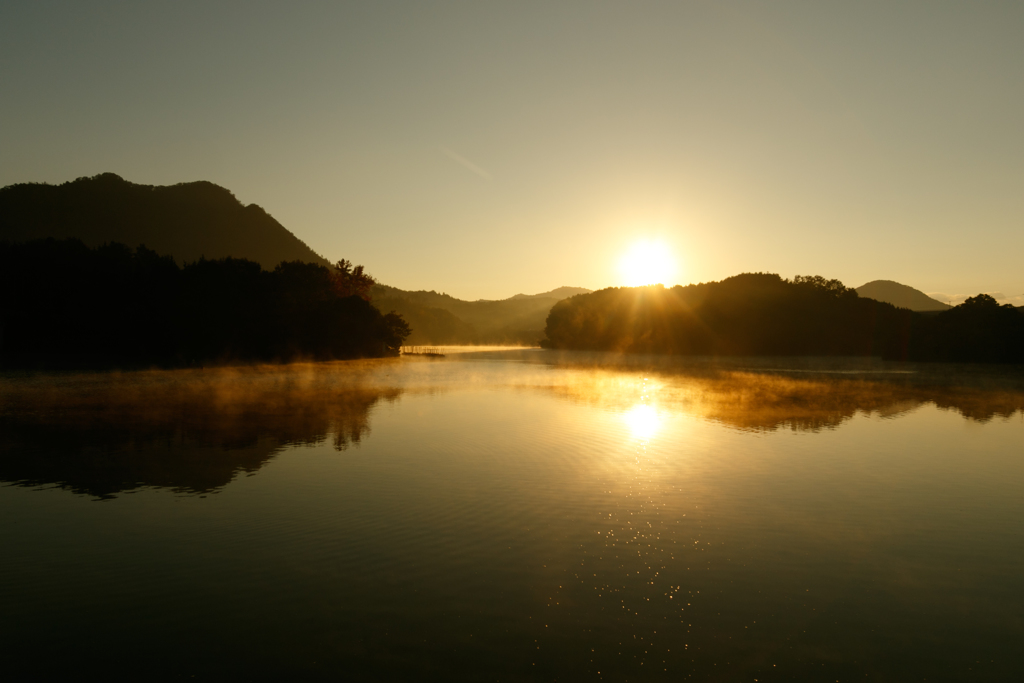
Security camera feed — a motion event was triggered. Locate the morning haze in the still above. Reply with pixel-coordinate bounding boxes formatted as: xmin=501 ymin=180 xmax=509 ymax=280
xmin=2 ymin=1 xmax=1022 ymax=300
xmin=2 ymin=5 xmax=1024 ymax=682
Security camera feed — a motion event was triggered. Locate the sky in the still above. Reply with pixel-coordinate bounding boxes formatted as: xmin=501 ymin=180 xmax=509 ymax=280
xmin=2 ymin=1 xmax=1022 ymax=302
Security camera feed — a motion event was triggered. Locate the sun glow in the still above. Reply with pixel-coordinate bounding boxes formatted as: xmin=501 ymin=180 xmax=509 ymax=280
xmin=624 ymin=404 xmax=660 ymax=440
xmin=619 ymin=240 xmax=677 ymax=286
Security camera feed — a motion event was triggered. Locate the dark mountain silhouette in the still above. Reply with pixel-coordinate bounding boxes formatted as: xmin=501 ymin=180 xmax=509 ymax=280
xmin=543 ymin=274 xmax=1024 ymax=364
xmin=0 ymin=173 xmax=329 ymax=270
xmin=856 ymin=280 xmax=950 ymax=311
xmin=371 ymin=285 xmax=591 ymax=345
xmin=0 ymin=172 xmax=583 ymax=347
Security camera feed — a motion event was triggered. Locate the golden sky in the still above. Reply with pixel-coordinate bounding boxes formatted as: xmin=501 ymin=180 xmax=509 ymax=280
xmin=2 ymin=2 xmax=1022 ymax=301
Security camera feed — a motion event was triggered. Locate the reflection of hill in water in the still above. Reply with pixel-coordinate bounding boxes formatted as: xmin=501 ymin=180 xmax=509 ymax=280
xmin=541 ymin=356 xmax=1024 ymax=432
xmin=0 ymin=364 xmax=401 ymax=499
xmin=697 ymin=373 xmax=1024 ymax=431
xmin=3 ymin=353 xmax=1021 ymax=499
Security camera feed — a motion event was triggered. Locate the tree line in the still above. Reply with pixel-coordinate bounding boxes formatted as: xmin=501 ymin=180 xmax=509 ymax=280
xmin=542 ymin=273 xmax=1024 ymax=363
xmin=0 ymin=239 xmax=410 ymax=368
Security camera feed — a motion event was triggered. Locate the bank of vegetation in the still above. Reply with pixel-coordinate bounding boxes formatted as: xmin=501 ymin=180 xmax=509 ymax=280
xmin=543 ymin=273 xmax=1024 ymax=364
xmin=0 ymin=239 xmax=410 ymax=368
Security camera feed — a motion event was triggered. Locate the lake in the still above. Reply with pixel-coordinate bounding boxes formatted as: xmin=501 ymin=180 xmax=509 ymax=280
xmin=2 ymin=349 xmax=1022 ymax=681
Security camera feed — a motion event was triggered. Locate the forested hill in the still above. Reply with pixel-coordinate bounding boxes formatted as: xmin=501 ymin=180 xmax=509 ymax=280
xmin=543 ymin=273 xmax=1024 ymax=364
xmin=372 ymin=285 xmax=592 ymax=345
xmin=0 ymin=172 xmax=584 ymax=347
xmin=0 ymin=173 xmax=329 ymax=270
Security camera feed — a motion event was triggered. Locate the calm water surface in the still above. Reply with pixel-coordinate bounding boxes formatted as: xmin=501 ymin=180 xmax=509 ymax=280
xmin=1 ymin=350 xmax=1023 ymax=681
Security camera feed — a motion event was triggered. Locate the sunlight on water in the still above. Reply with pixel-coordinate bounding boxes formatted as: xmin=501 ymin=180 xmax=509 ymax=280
xmin=623 ymin=404 xmax=660 ymax=440
xmin=1 ymin=349 xmax=1022 ymax=681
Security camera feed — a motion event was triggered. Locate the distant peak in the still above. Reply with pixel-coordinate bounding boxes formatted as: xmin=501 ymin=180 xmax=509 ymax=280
xmin=0 ymin=173 xmax=329 ymax=270
xmin=855 ymin=280 xmax=951 ymax=311
xmin=508 ymin=286 xmax=592 ymax=301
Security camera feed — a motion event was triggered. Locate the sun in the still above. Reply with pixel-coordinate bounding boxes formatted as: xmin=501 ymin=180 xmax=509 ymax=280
xmin=619 ymin=240 xmax=677 ymax=287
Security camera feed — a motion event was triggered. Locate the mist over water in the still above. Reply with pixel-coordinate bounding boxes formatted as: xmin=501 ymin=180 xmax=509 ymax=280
xmin=1 ymin=350 xmax=1022 ymax=681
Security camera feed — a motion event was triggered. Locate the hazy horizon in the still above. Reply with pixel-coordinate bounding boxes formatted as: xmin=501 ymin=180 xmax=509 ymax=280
xmin=2 ymin=2 xmax=1022 ymax=302
xmin=4 ymin=6 xmax=1023 ymax=676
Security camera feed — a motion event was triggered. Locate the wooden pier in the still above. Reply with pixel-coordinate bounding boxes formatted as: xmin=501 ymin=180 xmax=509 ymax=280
xmin=400 ymin=346 xmax=446 ymax=357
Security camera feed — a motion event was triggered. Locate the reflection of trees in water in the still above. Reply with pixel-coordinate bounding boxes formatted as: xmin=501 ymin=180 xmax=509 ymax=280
xmin=0 ymin=365 xmax=402 ymax=499
xmin=3 ymin=356 xmax=1020 ymax=499
xmin=546 ymin=364 xmax=1024 ymax=432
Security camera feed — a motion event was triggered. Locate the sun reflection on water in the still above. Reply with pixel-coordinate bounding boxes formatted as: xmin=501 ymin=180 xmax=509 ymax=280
xmin=624 ymin=403 xmax=660 ymax=440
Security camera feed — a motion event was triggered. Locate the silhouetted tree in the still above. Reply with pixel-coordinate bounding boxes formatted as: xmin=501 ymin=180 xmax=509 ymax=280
xmin=332 ymin=259 xmax=376 ymax=301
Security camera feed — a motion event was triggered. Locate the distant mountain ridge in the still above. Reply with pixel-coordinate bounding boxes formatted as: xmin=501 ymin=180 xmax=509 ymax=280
xmin=0 ymin=173 xmax=329 ymax=270
xmin=371 ymin=284 xmax=592 ymax=345
xmin=508 ymin=287 xmax=591 ymax=301
xmin=855 ymin=280 xmax=951 ymax=312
